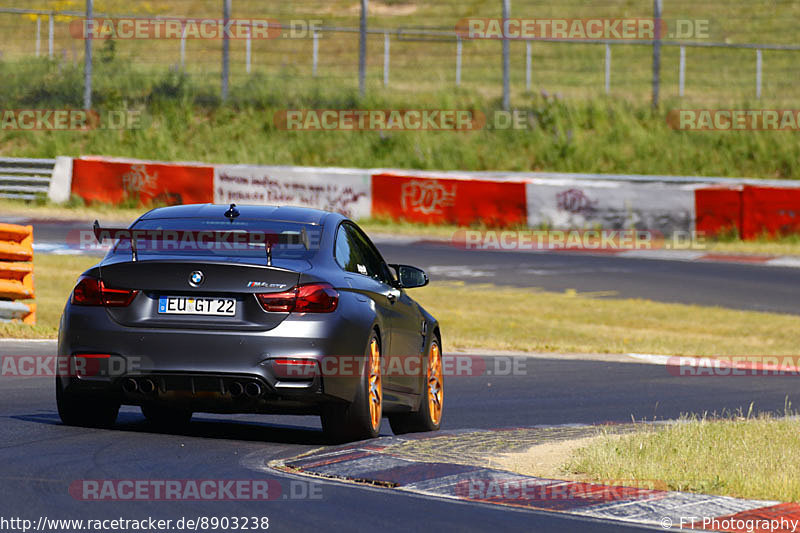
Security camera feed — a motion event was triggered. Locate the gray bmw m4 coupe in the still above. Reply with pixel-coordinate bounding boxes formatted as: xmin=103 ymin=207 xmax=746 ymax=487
xmin=57 ymin=203 xmax=443 ymax=442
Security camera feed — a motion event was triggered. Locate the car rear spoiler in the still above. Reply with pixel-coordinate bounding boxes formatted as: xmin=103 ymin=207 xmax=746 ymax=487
xmin=92 ymin=220 xmax=310 ymax=266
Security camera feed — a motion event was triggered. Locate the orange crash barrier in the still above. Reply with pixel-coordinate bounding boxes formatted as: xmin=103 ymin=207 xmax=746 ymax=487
xmin=0 ymin=224 xmax=35 ymax=325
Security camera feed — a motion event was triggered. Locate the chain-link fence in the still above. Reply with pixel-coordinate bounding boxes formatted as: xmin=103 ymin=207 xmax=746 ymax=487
xmin=1 ymin=0 xmax=799 ymax=107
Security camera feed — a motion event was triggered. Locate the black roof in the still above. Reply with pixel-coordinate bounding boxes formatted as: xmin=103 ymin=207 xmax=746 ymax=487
xmin=138 ymin=204 xmax=333 ymax=225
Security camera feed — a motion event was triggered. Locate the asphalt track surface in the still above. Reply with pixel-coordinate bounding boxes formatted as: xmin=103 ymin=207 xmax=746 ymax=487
xmin=375 ymin=241 xmax=800 ymax=315
xmin=13 ymin=218 xmax=800 ymax=314
xmin=3 ymin=340 xmax=800 ymax=532
xmin=2 ymin=218 xmax=798 ymax=531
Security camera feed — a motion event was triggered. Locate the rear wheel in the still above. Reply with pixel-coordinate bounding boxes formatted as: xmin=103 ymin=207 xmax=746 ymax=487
xmin=389 ymin=338 xmax=443 ymax=435
xmin=141 ymin=405 xmax=192 ymax=428
xmin=56 ymin=377 xmax=120 ymax=428
xmin=321 ymin=333 xmax=383 ymax=443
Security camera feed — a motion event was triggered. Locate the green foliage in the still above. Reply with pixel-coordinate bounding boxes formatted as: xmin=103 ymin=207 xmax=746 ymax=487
xmin=0 ymin=59 xmax=798 ymax=179
xmin=565 ymin=410 xmax=800 ymax=502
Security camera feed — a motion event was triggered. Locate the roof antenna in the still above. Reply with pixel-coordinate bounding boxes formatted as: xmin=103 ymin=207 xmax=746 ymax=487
xmin=224 ymin=203 xmax=240 ymax=221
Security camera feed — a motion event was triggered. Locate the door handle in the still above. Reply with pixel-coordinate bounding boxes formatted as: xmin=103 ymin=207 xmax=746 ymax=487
xmin=386 ymin=289 xmax=400 ymax=303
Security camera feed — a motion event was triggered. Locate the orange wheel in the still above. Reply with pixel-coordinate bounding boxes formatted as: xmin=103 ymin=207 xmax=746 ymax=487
xmin=388 ymin=337 xmax=444 ymax=435
xmin=368 ymin=337 xmax=383 ymax=432
xmin=427 ymin=341 xmax=443 ymax=425
xmin=321 ymin=332 xmax=384 ymax=442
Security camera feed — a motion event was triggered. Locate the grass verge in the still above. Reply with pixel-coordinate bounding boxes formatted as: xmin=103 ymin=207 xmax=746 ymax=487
xmin=414 ymin=282 xmax=800 ymax=355
xmin=1 ymin=58 xmax=800 ymax=179
xmin=5 ymin=255 xmax=800 ymax=358
xmin=563 ymin=413 xmax=800 ymax=502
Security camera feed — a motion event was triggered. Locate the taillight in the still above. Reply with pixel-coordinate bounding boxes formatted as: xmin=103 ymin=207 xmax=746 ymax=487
xmin=296 ymin=283 xmax=339 ymax=313
xmin=71 ymin=276 xmax=138 ymax=307
xmin=256 ymin=283 xmax=339 ymax=313
xmin=255 ymin=288 xmax=297 ymax=312
xmin=71 ymin=276 xmax=101 ymax=305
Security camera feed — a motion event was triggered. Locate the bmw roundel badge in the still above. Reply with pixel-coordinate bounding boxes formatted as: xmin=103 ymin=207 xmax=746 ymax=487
xmin=189 ymin=270 xmax=204 ymax=287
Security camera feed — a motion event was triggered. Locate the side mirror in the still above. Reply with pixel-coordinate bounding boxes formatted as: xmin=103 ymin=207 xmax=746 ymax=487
xmin=389 ymin=264 xmax=429 ymax=289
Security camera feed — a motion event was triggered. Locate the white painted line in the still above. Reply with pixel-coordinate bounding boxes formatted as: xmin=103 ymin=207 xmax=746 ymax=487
xmin=617 ymin=250 xmax=707 ymax=261
xmin=626 ymin=353 xmax=800 ymax=373
xmin=0 ymin=338 xmax=57 ymax=343
xmin=766 ymin=257 xmax=800 ymax=269
xmin=427 ymin=265 xmax=495 ymax=278
xmin=626 ymin=353 xmax=673 ymax=366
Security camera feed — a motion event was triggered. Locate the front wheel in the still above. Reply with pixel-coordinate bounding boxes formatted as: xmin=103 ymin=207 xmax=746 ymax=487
xmin=389 ymin=338 xmax=443 ymax=435
xmin=56 ymin=377 xmax=120 ymax=428
xmin=321 ymin=333 xmax=383 ymax=443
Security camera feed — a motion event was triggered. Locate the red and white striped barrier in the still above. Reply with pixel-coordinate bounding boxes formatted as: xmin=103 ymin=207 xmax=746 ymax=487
xmin=51 ymin=156 xmax=800 ymax=240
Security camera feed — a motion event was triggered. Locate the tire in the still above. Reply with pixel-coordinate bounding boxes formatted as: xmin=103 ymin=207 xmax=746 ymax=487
xmin=56 ymin=377 xmax=120 ymax=428
xmin=141 ymin=404 xmax=192 ymax=428
xmin=389 ymin=337 xmax=443 ymax=435
xmin=321 ymin=332 xmax=383 ymax=443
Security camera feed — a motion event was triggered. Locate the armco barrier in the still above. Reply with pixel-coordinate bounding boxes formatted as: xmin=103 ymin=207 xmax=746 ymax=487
xmin=372 ymin=172 xmax=527 ymax=227
xmin=0 ymin=223 xmax=35 ymax=325
xmin=214 ymin=165 xmax=371 ymax=219
xmin=70 ymin=156 xmax=214 ymax=206
xmin=696 ymin=185 xmax=800 ymax=238
xmin=742 ymin=186 xmax=800 ymax=239
xmin=696 ymin=186 xmax=743 ymax=236
xmin=525 ymin=178 xmax=698 ymax=234
xmin=53 ymin=155 xmax=800 ymax=240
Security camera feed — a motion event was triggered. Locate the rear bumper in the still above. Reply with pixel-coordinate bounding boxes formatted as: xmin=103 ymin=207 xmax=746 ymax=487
xmin=57 ymin=300 xmax=374 ymax=412
xmin=111 ymin=371 xmax=329 ymax=415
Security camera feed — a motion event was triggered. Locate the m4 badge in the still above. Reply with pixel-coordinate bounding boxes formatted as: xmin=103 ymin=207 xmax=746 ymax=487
xmin=247 ymin=281 xmax=288 ymax=289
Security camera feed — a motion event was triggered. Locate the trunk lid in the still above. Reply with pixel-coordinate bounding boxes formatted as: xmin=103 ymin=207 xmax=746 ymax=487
xmin=99 ymin=260 xmax=299 ymax=331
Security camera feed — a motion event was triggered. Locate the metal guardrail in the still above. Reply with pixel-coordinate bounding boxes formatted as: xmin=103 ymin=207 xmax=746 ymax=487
xmin=0 ymin=157 xmax=56 ymax=201
xmin=1 ymin=5 xmax=798 ymax=106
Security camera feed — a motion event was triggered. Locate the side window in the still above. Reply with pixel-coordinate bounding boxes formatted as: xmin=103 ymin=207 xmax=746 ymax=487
xmin=335 ymin=223 xmax=392 ymax=284
xmin=334 ymin=225 xmax=353 ymax=271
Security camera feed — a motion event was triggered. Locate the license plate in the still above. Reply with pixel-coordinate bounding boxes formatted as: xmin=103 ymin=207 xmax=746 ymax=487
xmin=158 ymin=297 xmax=236 ymax=316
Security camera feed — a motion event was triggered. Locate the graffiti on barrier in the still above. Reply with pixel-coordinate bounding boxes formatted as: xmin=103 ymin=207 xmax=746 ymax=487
xmin=121 ymin=165 xmax=158 ymax=197
xmin=556 ymin=188 xmax=598 ymax=215
xmin=216 ymin=173 xmax=367 ymax=218
xmin=400 ymin=179 xmax=457 ymax=215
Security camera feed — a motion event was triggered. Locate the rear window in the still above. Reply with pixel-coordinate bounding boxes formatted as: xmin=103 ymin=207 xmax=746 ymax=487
xmin=110 ymin=218 xmax=322 ymax=261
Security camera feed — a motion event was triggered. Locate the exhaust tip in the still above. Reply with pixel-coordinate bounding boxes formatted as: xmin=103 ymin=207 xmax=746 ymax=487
xmin=139 ymin=378 xmax=156 ymax=394
xmin=245 ymin=382 xmax=262 ymax=398
xmin=122 ymin=378 xmax=138 ymax=394
xmin=229 ymin=381 xmax=244 ymax=397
